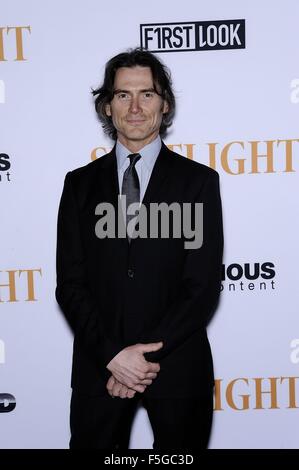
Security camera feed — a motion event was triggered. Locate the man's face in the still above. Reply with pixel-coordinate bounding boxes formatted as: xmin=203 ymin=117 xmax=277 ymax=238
xmin=105 ymin=66 xmax=169 ymax=150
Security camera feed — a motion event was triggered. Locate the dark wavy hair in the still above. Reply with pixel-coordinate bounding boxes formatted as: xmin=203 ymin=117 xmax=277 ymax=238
xmin=91 ymin=47 xmax=176 ymax=140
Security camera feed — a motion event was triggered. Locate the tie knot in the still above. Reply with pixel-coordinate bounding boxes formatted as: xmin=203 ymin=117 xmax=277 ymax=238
xmin=127 ymin=153 xmax=141 ymax=167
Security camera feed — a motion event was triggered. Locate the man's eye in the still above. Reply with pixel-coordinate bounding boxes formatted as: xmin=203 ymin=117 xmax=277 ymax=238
xmin=144 ymin=92 xmax=154 ymax=98
xmin=117 ymin=93 xmax=129 ymax=99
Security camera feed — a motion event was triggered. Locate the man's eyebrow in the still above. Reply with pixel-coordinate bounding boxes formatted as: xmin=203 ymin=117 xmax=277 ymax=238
xmin=113 ymin=89 xmax=129 ymax=95
xmin=113 ymin=88 xmax=157 ymax=95
xmin=140 ymin=88 xmax=156 ymax=93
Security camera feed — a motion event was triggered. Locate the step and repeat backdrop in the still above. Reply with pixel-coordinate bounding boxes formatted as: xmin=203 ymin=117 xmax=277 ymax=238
xmin=1 ymin=0 xmax=298 ymax=448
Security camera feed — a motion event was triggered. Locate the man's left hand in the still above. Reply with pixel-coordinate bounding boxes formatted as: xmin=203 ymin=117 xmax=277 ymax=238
xmin=106 ymin=375 xmax=137 ymax=399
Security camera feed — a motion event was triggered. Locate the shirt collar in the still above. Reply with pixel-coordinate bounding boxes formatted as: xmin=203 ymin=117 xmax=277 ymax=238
xmin=116 ymin=135 xmax=162 ymax=172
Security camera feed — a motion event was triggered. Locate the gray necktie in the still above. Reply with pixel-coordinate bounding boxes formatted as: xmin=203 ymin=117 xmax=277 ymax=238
xmin=121 ymin=153 xmax=141 ymax=242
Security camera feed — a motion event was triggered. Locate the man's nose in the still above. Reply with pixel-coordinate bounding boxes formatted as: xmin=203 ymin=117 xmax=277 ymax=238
xmin=129 ymin=96 xmax=142 ymax=113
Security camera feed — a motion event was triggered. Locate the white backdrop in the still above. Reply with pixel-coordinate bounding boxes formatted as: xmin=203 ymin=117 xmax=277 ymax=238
xmin=1 ymin=0 xmax=298 ymax=449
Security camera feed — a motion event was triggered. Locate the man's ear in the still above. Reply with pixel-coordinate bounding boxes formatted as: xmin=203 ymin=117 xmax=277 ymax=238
xmin=163 ymin=100 xmax=169 ymax=114
xmin=105 ymin=103 xmax=111 ymax=116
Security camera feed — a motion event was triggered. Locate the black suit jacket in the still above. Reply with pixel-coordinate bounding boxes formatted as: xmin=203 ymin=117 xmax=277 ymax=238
xmin=55 ymin=142 xmax=223 ymax=398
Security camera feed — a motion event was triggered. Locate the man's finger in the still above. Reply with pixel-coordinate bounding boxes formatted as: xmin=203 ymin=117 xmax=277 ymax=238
xmin=127 ymin=389 xmax=136 ymax=399
xmin=131 ymin=384 xmax=147 ymax=393
xmin=144 ymin=372 xmax=157 ymax=379
xmin=119 ymin=385 xmax=128 ymax=399
xmin=106 ymin=376 xmax=115 ymax=393
xmin=112 ymin=381 xmax=123 ymax=397
xmin=146 ymin=362 xmax=161 ymax=373
xmin=138 ymin=342 xmax=163 ymax=353
xmin=139 ymin=379 xmax=152 ymax=386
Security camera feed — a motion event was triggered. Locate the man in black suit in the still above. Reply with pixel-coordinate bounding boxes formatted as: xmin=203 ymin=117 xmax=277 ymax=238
xmin=55 ymin=48 xmax=223 ymax=450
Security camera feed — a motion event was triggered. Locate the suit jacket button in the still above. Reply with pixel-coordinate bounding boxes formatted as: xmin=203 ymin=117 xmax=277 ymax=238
xmin=127 ymin=268 xmax=134 ymax=278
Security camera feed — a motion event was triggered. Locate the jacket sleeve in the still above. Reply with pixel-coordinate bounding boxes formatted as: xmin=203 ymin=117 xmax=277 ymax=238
xmin=141 ymin=171 xmax=224 ymax=363
xmin=55 ymin=171 xmax=124 ymax=381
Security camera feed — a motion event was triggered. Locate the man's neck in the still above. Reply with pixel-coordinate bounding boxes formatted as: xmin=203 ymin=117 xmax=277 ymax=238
xmin=117 ymin=133 xmax=159 ymax=153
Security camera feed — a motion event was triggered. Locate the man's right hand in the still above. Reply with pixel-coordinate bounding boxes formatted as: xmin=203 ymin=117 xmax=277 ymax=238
xmin=106 ymin=342 xmax=163 ymax=393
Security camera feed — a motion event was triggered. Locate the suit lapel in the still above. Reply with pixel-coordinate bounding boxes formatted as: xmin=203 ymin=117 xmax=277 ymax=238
xmin=142 ymin=142 xmax=174 ymax=205
xmin=93 ymin=146 xmax=128 ymax=247
xmin=95 ymin=145 xmax=119 ymax=207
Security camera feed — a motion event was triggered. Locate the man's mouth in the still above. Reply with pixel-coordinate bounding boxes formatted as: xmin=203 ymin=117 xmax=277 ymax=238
xmin=126 ymin=119 xmax=146 ymax=125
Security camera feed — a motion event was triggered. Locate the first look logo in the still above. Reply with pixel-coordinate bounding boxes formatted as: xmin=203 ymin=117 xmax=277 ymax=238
xmin=140 ymin=19 xmax=245 ymax=52
xmin=95 ymin=197 xmax=203 ymax=249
